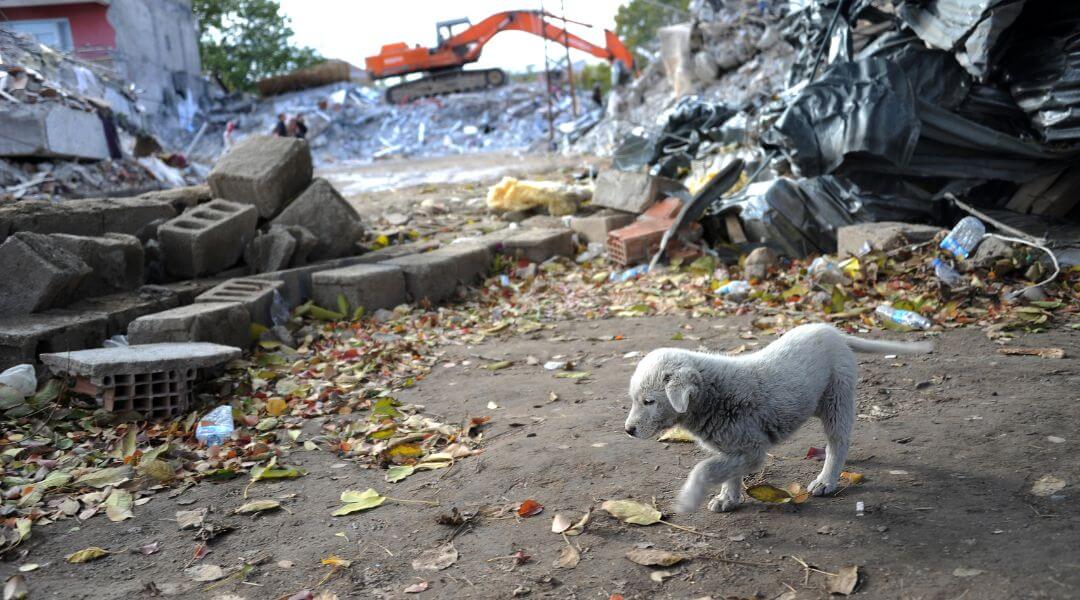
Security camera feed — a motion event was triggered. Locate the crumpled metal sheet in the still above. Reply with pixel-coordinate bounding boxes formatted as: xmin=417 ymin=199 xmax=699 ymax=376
xmin=897 ymin=0 xmax=1026 ymax=81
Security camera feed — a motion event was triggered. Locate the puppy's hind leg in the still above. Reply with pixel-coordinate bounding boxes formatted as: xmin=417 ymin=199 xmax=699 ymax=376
xmin=676 ymin=450 xmax=762 ymax=514
xmin=707 ymin=476 xmax=743 ymax=513
xmin=809 ymin=374 xmax=855 ymax=496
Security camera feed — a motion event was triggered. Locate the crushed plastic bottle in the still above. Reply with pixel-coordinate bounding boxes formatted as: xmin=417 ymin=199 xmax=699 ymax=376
xmin=807 ymin=257 xmax=849 ymax=285
xmin=939 ymin=216 xmax=986 ymax=259
xmin=718 ymin=280 xmax=751 ymax=302
xmin=610 ymin=264 xmax=648 ymax=282
xmin=195 ymin=405 xmax=234 ymax=447
xmin=875 ymin=305 xmax=932 ymax=331
xmin=932 ymin=258 xmax=964 ymax=287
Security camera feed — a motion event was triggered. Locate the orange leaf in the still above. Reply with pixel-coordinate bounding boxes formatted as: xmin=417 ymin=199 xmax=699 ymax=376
xmin=517 ymin=499 xmax=543 ymax=517
xmin=840 ymin=471 xmax=864 ymax=485
xmin=266 ymin=398 xmax=287 ymax=417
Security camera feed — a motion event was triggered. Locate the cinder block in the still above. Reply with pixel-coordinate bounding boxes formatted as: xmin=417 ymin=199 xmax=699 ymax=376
xmin=244 ymin=226 xmax=296 ymax=274
xmin=67 ymin=286 xmax=181 ymax=338
xmin=592 ymin=170 xmax=666 ymax=214
xmin=48 ymin=233 xmax=144 ymax=298
xmin=0 ymin=311 xmax=109 ymax=371
xmin=138 ymin=184 xmax=212 ymax=212
xmin=312 ymin=264 xmax=406 ymax=313
xmin=159 ymin=199 xmax=258 ymax=278
xmin=384 ymin=244 xmax=491 ymax=304
xmin=40 ymin=343 xmax=241 ymax=419
xmin=196 ymin=278 xmax=285 ymax=326
xmin=271 ymin=178 xmax=365 ymax=260
xmin=0 ymin=233 xmax=91 ymax=316
xmin=0 ymin=197 xmax=176 ymax=244
xmin=0 ymin=104 xmax=109 ymax=160
xmin=208 ymin=135 xmax=313 ymax=218
xmin=500 ymin=228 xmax=574 ymax=263
xmin=571 ymin=211 xmax=636 ymax=244
xmin=127 ymin=302 xmax=250 ymax=348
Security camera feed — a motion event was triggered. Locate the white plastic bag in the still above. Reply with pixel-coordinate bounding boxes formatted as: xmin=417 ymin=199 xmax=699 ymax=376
xmin=0 ymin=365 xmax=36 ymax=398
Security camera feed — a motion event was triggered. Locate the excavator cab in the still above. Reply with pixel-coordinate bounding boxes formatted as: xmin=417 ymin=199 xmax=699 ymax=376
xmin=435 ymin=18 xmax=472 ymax=47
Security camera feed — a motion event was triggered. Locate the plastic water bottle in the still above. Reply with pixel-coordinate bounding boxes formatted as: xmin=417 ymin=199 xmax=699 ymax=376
xmin=939 ymin=217 xmax=985 ymax=259
xmin=875 ymin=305 xmax=932 ymax=331
xmin=610 ymin=264 xmax=648 ymax=282
xmin=932 ymin=258 xmax=964 ymax=287
xmin=195 ymin=405 xmax=234 ymax=446
xmin=718 ymin=280 xmax=751 ymax=302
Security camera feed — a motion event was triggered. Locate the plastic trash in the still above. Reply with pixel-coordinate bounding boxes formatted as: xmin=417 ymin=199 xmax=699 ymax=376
xmin=718 ymin=280 xmax=751 ymax=302
xmin=610 ymin=264 xmax=648 ymax=282
xmin=939 ymin=216 xmax=985 ymax=260
xmin=856 ymin=501 xmax=865 ymax=517
xmin=270 ymin=290 xmax=290 ymax=327
xmin=807 ymin=257 xmax=850 ymax=285
xmin=195 ymin=405 xmax=234 ymax=446
xmin=102 ymin=335 xmax=129 ymax=348
xmin=875 ymin=305 xmax=932 ymax=330
xmin=0 ymin=365 xmax=36 ymax=398
xmin=575 ymin=242 xmax=605 ymax=264
xmin=932 ymin=258 xmax=964 ymax=287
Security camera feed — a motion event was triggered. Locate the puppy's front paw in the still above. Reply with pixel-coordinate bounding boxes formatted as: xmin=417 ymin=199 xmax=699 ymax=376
xmin=808 ymin=477 xmax=839 ymax=496
xmin=675 ymin=487 xmax=703 ymax=514
xmin=707 ymin=495 xmax=740 ymax=513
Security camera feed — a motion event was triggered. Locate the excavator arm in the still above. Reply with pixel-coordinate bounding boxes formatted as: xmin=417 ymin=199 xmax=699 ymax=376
xmin=366 ymin=10 xmax=634 ymax=102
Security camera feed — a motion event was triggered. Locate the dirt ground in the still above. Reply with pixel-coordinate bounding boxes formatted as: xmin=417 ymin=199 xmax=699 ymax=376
xmin=8 ymin=313 xmax=1078 ymax=599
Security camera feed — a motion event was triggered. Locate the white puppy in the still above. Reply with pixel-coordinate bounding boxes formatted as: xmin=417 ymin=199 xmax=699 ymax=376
xmin=624 ymin=323 xmax=931 ymax=514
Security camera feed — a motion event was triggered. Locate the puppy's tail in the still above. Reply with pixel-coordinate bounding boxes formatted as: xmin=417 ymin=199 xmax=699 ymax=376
xmin=842 ymin=335 xmax=933 ymax=355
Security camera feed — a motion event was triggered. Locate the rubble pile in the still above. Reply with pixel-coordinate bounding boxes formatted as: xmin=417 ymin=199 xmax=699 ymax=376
xmin=194 ymin=81 xmax=600 ymax=168
xmin=0 ymin=28 xmax=199 ymax=200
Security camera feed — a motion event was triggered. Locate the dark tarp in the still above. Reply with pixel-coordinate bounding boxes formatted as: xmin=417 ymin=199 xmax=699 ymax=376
xmin=897 ymin=0 xmax=1027 ymax=81
xmin=612 ymin=97 xmax=735 ymax=177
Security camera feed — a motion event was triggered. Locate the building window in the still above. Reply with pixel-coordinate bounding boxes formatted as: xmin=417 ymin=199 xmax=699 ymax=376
xmin=5 ymin=18 xmax=73 ymax=52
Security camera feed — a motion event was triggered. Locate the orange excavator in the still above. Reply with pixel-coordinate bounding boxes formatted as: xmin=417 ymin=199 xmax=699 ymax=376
xmin=365 ymin=10 xmax=634 ymax=103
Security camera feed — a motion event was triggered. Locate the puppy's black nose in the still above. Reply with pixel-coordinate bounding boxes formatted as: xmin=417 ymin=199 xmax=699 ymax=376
xmin=625 ymin=425 xmax=637 ymax=437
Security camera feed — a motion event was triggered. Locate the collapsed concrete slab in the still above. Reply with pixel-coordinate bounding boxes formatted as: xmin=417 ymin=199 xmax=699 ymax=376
xmin=127 ymin=301 xmax=250 ymax=348
xmin=48 ymin=233 xmax=144 ymax=298
xmin=571 ymin=211 xmax=636 ymax=244
xmin=836 ymin=222 xmax=944 ymax=257
xmin=0 ymin=311 xmax=109 ymax=371
xmin=208 ymin=135 xmax=313 ymax=218
xmin=500 ymin=228 xmax=574 ymax=263
xmin=0 ymin=103 xmax=110 ymax=160
xmin=591 ymin=171 xmax=669 ymax=214
xmin=66 ymin=286 xmax=181 ymax=338
xmin=271 ymin=178 xmax=365 ymax=260
xmin=196 ymin=278 xmax=285 ymax=326
xmin=159 ymin=199 xmax=258 ymax=278
xmin=312 ymin=264 xmax=406 ymax=313
xmin=385 ymin=244 xmax=491 ymax=304
xmin=0 ymin=233 xmax=92 ymax=317
xmin=40 ymin=342 xmax=241 ymax=418
xmin=0 ymin=197 xmax=177 ymax=243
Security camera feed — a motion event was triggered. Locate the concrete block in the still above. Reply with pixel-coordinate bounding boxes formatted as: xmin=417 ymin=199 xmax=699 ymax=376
xmin=67 ymin=286 xmax=181 ymax=338
xmin=520 ymin=215 xmax=568 ymax=230
xmin=156 ymin=278 xmax=228 ymax=305
xmin=0 ymin=233 xmax=92 ymax=316
xmin=160 ymin=199 xmax=258 ymax=278
xmin=138 ymin=184 xmax=212 ymax=212
xmin=244 ymin=226 xmax=296 ymax=274
xmin=0 ymin=104 xmax=109 ymax=160
xmin=249 ymin=241 xmax=438 ymax=308
xmin=41 ymin=342 xmax=241 ymax=379
xmin=591 ymin=171 xmax=666 ymax=214
xmin=0 ymin=311 xmax=108 ymax=371
xmin=836 ymin=222 xmax=944 ymax=257
xmin=571 ymin=211 xmax=636 ymax=244
xmin=312 ymin=264 xmax=406 ymax=313
xmin=196 ymin=278 xmax=285 ymax=326
xmin=48 ymin=233 xmax=144 ymax=298
xmin=127 ymin=302 xmax=250 ymax=348
xmin=385 ymin=244 xmax=491 ymax=304
xmin=271 ymin=178 xmax=365 ymax=260
xmin=208 ymin=135 xmax=313 ymax=218
xmin=0 ymin=197 xmax=176 ymax=243
xmin=499 ymin=228 xmax=574 ymax=263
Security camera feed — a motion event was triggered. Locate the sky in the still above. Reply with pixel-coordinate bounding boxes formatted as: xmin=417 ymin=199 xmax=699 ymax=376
xmin=277 ymin=0 xmax=627 ymax=74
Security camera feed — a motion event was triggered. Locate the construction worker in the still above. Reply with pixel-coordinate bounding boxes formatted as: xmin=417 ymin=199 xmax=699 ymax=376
xmin=294 ymin=114 xmax=308 ymax=139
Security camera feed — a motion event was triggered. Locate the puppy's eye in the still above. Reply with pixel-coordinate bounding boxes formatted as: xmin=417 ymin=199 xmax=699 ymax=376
xmin=642 ymin=397 xmax=655 ymax=405
xmin=662 ymin=372 xmax=672 ymax=383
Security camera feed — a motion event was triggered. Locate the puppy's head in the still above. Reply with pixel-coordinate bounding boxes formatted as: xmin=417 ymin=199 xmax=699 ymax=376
xmin=624 ymin=349 xmax=702 ymax=439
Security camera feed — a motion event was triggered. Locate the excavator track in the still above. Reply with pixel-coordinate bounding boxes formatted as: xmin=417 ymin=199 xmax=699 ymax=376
xmin=385 ymin=68 xmax=507 ymax=103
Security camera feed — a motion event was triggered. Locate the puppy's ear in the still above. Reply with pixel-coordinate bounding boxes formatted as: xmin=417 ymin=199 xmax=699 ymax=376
xmin=664 ymin=367 xmax=698 ymax=413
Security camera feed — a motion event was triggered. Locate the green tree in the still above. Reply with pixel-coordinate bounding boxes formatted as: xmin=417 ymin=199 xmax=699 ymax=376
xmin=615 ymin=0 xmax=691 ymax=65
xmin=578 ymin=62 xmax=612 ymax=95
xmin=192 ymin=0 xmax=322 ymax=92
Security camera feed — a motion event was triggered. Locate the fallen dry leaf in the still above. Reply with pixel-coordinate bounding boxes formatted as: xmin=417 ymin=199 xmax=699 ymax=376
xmin=104 ymin=489 xmax=134 ymax=522
xmin=953 ymin=567 xmax=984 ymax=577
xmin=649 ymin=569 xmax=675 ymax=583
xmin=826 ymin=565 xmax=859 ymax=595
xmin=551 ymin=514 xmax=572 ymax=533
xmin=601 ymin=500 xmax=661 ymax=525
xmin=176 ymin=508 xmax=207 ymax=530
xmin=404 ymin=581 xmax=429 ymax=593
xmin=266 ymin=397 xmax=288 ymax=416
xmin=840 ymin=471 xmax=864 ymax=485
xmin=625 ymin=548 xmax=686 ymax=567
xmin=784 ymin=483 xmax=811 ymax=504
xmin=564 ymin=509 xmax=591 ymax=536
xmin=333 ymin=489 xmax=385 ymax=515
xmin=1031 ymin=475 xmax=1066 ymax=497
xmin=4 ymin=575 xmax=27 ymax=600
xmin=321 ymin=555 xmax=352 ymax=568
xmin=997 ymin=347 xmax=1066 ymax=359
xmin=553 ymin=544 xmax=580 ymax=569
xmin=746 ymin=484 xmax=794 ymax=504
xmin=234 ymin=499 xmax=281 ymax=514
xmin=517 ymin=499 xmax=543 ymax=517
xmin=412 ymin=542 xmax=458 ymax=571
xmin=66 ymin=547 xmax=109 ymax=563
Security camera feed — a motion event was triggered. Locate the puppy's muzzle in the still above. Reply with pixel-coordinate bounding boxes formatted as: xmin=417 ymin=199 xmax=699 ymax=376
xmin=624 ymin=425 xmax=637 ymax=437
